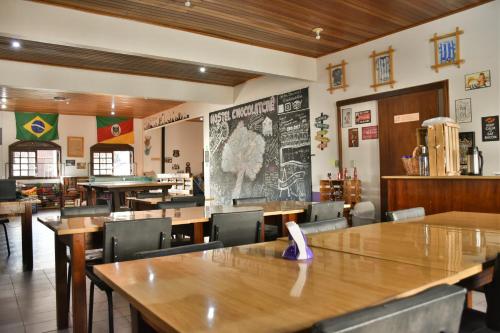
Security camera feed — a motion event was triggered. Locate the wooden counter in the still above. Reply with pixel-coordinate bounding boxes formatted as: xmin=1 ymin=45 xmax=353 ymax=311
xmin=382 ymin=175 xmax=500 ymax=215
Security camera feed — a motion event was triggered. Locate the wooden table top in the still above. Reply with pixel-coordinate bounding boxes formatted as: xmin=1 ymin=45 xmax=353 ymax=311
xmin=38 ymin=201 xmax=309 ymax=235
xmin=0 ymin=198 xmax=41 ymax=215
xmin=407 ymin=211 xmax=500 ymax=232
xmin=300 ymin=221 xmax=500 ymax=278
xmin=78 ymin=181 xmax=176 ymax=189
xmin=94 ymin=240 xmax=467 ymax=333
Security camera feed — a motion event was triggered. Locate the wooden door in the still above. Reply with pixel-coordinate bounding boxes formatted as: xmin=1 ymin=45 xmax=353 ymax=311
xmin=378 ymin=89 xmax=442 ymax=215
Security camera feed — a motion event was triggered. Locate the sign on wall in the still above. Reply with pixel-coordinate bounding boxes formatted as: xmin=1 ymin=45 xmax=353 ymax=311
xmin=482 ymin=116 xmax=499 ymax=142
xmin=209 ymin=88 xmax=311 ymax=204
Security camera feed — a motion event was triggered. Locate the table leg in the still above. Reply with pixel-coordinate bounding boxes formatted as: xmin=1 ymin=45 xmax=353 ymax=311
xmin=55 ymin=235 xmax=69 ymax=329
xmin=86 ymin=187 xmax=93 ymax=206
xmin=21 ymin=202 xmax=33 ymax=271
xmin=71 ymin=233 xmax=87 ymax=333
xmin=131 ymin=306 xmax=156 ymax=333
xmin=111 ymin=190 xmax=121 ymax=212
xmin=193 ymin=223 xmax=204 ymax=244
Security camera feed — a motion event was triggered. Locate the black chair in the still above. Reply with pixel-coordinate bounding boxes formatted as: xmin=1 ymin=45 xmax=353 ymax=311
xmin=61 ymin=205 xmax=112 ymax=306
xmin=232 ymin=196 xmax=266 ymax=206
xmin=311 ymin=284 xmax=466 ymax=333
xmin=233 ymin=197 xmax=279 ymax=241
xmin=171 ymin=195 xmax=205 ymax=206
xmin=0 ymin=218 xmax=10 ymax=256
xmin=386 ymin=207 xmax=425 ymax=221
xmin=306 ymin=201 xmax=344 ymax=222
xmin=87 ymin=217 xmax=172 ymax=333
xmin=134 ymin=241 xmax=224 ymax=259
xmin=210 ymin=210 xmax=263 ymax=247
xmin=299 ymin=218 xmax=348 ymax=235
xmin=460 ymin=253 xmax=500 ymax=332
xmin=158 ymin=201 xmax=197 ymax=245
xmin=136 ymin=191 xmax=164 ymax=199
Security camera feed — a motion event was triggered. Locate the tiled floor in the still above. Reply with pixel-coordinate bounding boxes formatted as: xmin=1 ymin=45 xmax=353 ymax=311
xmin=0 ymin=210 xmax=131 ymax=333
xmin=0 ymin=209 xmax=488 ymax=332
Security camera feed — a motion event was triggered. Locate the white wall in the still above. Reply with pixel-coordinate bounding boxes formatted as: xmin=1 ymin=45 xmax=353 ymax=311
xmin=0 ymin=111 xmax=143 ymax=179
xmin=340 ymin=101 xmax=380 ymax=218
xmin=143 ymin=121 xmax=204 ymax=176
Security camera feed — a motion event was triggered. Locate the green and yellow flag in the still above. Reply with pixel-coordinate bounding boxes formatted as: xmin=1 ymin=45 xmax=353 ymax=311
xmin=15 ymin=112 xmax=59 ymax=141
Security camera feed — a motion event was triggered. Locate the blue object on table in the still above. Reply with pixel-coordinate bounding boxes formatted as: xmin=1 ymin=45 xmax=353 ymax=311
xmin=282 ymin=222 xmax=313 ymax=260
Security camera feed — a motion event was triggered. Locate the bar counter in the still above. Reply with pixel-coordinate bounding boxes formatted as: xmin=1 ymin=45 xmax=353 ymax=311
xmin=382 ymin=175 xmax=500 ymax=215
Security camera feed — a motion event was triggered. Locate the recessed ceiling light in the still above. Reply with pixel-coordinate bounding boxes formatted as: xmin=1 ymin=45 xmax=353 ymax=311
xmin=1 ymin=104 xmax=6 ymax=109
xmin=11 ymin=40 xmax=21 ymax=49
xmin=0 ymin=97 xmax=6 ymax=103
xmin=199 ymin=67 xmax=206 ymax=73
xmin=185 ymin=1 xmax=191 ymax=7
xmin=200 ymin=117 xmax=203 ymax=121
xmin=111 ymin=111 xmax=115 ymax=116
xmin=312 ymin=27 xmax=323 ymax=40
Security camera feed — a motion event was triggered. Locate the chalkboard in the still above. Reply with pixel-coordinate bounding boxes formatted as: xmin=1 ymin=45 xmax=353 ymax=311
xmin=277 ymin=88 xmax=312 ymax=201
xmin=209 ymin=88 xmax=311 ymax=204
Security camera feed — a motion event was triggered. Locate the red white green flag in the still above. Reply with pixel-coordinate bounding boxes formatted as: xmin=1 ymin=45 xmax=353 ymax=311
xmin=96 ymin=117 xmax=134 ymax=144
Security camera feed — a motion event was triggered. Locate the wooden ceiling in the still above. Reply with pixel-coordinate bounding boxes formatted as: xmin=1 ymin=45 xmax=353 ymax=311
xmin=0 ymin=36 xmax=259 ymax=86
xmin=32 ymin=0 xmax=490 ymax=57
xmin=0 ymin=86 xmax=183 ymax=119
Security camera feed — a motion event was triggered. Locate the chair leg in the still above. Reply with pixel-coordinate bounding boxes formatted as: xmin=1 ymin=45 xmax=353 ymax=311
xmin=67 ymin=263 xmax=71 ymax=306
xmin=106 ymin=289 xmax=114 ymax=333
xmin=88 ymin=282 xmax=95 ymax=333
xmin=2 ymin=223 xmax=10 ymax=256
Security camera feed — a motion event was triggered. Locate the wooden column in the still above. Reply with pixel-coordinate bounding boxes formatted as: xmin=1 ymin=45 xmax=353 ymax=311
xmin=161 ymin=127 xmax=166 ymax=173
xmin=21 ymin=202 xmax=33 ymax=271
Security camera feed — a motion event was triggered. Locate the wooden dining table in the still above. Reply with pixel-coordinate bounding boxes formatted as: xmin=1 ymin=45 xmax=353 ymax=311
xmin=37 ymin=200 xmax=309 ymax=333
xmin=0 ymin=198 xmax=40 ymax=271
xmin=94 ymin=211 xmax=500 ymax=332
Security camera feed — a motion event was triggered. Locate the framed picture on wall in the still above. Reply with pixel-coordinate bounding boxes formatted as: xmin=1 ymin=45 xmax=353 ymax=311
xmin=326 ymin=60 xmax=348 ymax=93
xmin=430 ymin=27 xmax=464 ymax=72
xmin=348 ymin=128 xmax=359 ymax=147
xmin=370 ymin=46 xmax=396 ymax=91
xmin=355 ymin=110 xmax=371 ymax=124
xmin=341 ymin=108 xmax=352 ymax=128
xmin=455 ymin=98 xmax=472 ymax=123
xmin=482 ymin=116 xmax=499 ymax=141
xmin=67 ymin=136 xmax=84 ymax=157
xmin=465 ymin=70 xmax=491 ymax=90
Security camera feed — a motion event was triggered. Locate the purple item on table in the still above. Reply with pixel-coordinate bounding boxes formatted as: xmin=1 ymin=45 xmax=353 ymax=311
xmin=282 ymin=232 xmax=314 ymax=260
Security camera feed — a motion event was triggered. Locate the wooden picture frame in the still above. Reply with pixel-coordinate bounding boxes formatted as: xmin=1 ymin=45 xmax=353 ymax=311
xmin=370 ymin=46 xmax=395 ymax=91
xmin=430 ymin=27 xmax=464 ymax=73
xmin=326 ymin=60 xmax=348 ymax=93
xmin=67 ymin=136 xmax=84 ymax=157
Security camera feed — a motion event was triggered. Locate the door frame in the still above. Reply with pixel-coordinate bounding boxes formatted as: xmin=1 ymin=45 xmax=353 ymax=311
xmin=335 ymin=80 xmax=449 ymax=169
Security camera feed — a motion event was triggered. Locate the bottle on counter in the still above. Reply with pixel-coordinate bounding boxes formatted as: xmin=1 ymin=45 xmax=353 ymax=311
xmin=353 ymin=167 xmax=358 ymax=180
xmin=419 ymin=146 xmax=430 ymax=176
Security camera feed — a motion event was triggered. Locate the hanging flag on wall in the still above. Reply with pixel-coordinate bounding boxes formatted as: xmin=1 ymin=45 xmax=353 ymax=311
xmin=96 ymin=117 xmax=134 ymax=144
xmin=15 ymin=112 xmax=59 ymax=141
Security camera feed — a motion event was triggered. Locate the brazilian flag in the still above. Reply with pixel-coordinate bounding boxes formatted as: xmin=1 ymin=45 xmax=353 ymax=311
xmin=15 ymin=112 xmax=59 ymax=141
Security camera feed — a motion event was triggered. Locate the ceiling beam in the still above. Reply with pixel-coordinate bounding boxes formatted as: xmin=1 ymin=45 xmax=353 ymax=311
xmin=0 ymin=0 xmax=317 ymax=81
xmin=0 ymin=60 xmax=234 ymax=105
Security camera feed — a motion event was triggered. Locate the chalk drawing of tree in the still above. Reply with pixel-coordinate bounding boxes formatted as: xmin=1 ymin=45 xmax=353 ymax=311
xmin=222 ymin=121 xmax=265 ymax=199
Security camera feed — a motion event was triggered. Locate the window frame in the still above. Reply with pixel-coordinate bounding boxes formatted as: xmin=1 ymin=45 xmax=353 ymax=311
xmin=90 ymin=143 xmax=134 ymax=177
xmin=8 ymin=141 xmax=62 ymax=179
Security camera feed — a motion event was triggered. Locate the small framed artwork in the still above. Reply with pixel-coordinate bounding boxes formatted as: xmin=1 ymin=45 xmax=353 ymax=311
xmin=482 ymin=116 xmax=499 ymax=142
xmin=465 ymin=70 xmax=491 ymax=90
xmin=166 ymin=157 xmax=173 ymax=163
xmin=458 ymin=132 xmax=475 ymax=167
xmin=355 ymin=110 xmax=371 ymax=125
xmin=362 ymin=126 xmax=379 ymax=140
xmin=65 ymin=159 xmax=76 ymax=167
xmin=326 ymin=60 xmax=348 ymax=93
xmin=341 ymin=108 xmax=352 ymax=128
xmin=348 ymin=128 xmax=359 ymax=148
xmin=76 ymin=162 xmax=86 ymax=170
xmin=173 ymin=149 xmax=180 ymax=158
xmin=370 ymin=46 xmax=396 ymax=91
xmin=430 ymin=27 xmax=464 ymax=72
xmin=67 ymin=136 xmax=84 ymax=157
xmin=455 ymin=98 xmax=472 ymax=123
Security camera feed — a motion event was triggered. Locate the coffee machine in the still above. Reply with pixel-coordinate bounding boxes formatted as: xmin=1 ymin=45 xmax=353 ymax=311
xmin=466 ymin=146 xmax=483 ymax=175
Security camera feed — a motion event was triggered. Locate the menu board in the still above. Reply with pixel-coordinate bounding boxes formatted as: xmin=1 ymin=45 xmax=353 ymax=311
xmin=209 ymin=88 xmax=311 ymax=204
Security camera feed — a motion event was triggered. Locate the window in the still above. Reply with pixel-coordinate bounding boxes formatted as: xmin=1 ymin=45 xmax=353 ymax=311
xmin=9 ymin=141 xmax=61 ymax=179
xmin=90 ymin=144 xmax=134 ymax=176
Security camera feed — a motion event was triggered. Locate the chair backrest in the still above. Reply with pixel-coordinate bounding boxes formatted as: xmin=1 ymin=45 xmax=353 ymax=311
xmin=352 ymin=201 xmax=375 ymax=219
xmin=137 ymin=191 xmax=164 ymax=199
xmin=134 ymin=241 xmax=224 ymax=259
xmin=233 ymin=197 xmax=267 ymax=206
xmin=485 ymin=253 xmax=500 ymax=330
xmin=157 ymin=201 xmax=197 ymax=209
xmin=102 ymin=218 xmax=172 ymax=263
xmin=211 ymin=210 xmax=263 ymax=247
xmin=311 ymin=284 xmax=466 ymax=333
xmin=300 ymin=218 xmax=348 ymax=235
xmin=171 ymin=195 xmax=205 ymax=206
xmin=61 ymin=205 xmax=111 ymax=218
xmin=386 ymin=207 xmax=425 ymax=222
xmin=306 ymin=201 xmax=344 ymax=222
